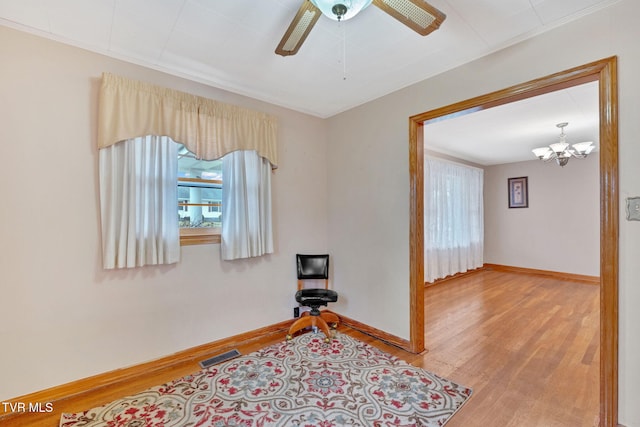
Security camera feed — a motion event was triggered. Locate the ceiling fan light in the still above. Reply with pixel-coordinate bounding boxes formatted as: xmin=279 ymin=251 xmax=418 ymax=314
xmin=310 ymin=0 xmax=373 ymax=21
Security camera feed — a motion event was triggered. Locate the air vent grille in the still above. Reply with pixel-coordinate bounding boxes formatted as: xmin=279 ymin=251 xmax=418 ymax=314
xmin=199 ymin=349 xmax=241 ymax=369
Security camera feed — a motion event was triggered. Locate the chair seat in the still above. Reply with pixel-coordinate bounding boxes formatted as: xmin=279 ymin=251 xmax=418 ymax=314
xmin=295 ymin=288 xmax=338 ymax=306
xmin=288 ymin=254 xmax=339 ymax=342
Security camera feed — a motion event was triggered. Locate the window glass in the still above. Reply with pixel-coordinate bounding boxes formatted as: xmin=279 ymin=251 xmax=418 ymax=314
xmin=177 ymin=144 xmax=222 ymax=230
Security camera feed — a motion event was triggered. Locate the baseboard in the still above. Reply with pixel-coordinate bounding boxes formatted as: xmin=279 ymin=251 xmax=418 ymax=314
xmin=0 ymin=319 xmax=292 ymax=421
xmin=0 ymin=313 xmax=411 ymax=423
xmin=484 ymin=263 xmax=599 ymax=284
xmin=425 ymin=266 xmax=486 ymax=286
xmin=329 ymin=311 xmax=412 ymax=352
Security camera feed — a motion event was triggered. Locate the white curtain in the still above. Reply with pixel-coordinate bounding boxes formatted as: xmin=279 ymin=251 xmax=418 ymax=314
xmin=424 ymin=158 xmax=484 ymax=282
xmin=221 ymin=150 xmax=273 ymax=260
xmin=99 ymin=136 xmax=180 ymax=269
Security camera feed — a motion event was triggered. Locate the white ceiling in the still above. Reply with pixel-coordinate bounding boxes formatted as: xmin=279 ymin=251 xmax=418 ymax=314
xmin=0 ymin=0 xmax=618 ymax=118
xmin=425 ymin=80 xmax=600 ymax=165
xmin=0 ymin=0 xmax=610 ymax=165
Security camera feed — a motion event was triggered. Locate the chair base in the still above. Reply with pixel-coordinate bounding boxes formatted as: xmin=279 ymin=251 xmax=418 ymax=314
xmin=287 ymin=310 xmax=339 ymax=342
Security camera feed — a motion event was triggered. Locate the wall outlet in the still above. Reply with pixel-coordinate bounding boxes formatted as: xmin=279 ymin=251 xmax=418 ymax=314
xmin=293 ymin=307 xmax=300 ymax=318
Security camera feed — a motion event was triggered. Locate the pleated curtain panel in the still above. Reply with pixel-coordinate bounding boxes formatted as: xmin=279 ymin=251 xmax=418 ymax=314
xmin=97 ymin=73 xmax=278 ymax=268
xmin=424 ymin=158 xmax=484 ymax=283
xmin=221 ymin=150 xmax=273 ymax=260
xmin=99 ymin=136 xmax=180 ymax=269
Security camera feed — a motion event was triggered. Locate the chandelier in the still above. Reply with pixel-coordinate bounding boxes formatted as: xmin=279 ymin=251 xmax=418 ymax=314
xmin=310 ymin=0 xmax=373 ymax=21
xmin=531 ymin=122 xmax=595 ymax=167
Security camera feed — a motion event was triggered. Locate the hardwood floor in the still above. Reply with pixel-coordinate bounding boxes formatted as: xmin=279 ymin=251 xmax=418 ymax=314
xmin=1 ymin=269 xmax=599 ymax=426
xmin=419 ymin=269 xmax=600 ymax=427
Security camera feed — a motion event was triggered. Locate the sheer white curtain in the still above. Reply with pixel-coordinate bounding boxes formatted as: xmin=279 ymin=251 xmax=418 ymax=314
xmin=424 ymin=158 xmax=484 ymax=282
xmin=99 ymin=136 xmax=180 ymax=269
xmin=221 ymin=150 xmax=273 ymax=260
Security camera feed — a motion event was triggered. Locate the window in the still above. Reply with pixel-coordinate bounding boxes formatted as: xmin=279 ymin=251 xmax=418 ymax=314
xmin=424 ymin=158 xmax=484 ymax=282
xmin=177 ymin=145 xmax=223 ymax=245
xmin=98 ymin=74 xmax=277 ymax=267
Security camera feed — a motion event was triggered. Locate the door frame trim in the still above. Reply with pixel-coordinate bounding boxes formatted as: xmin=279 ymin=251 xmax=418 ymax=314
xmin=408 ymin=56 xmax=618 ymax=426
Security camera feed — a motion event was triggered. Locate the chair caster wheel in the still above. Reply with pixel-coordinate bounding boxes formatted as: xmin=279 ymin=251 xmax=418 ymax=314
xmin=286 ymin=334 xmax=293 ymax=341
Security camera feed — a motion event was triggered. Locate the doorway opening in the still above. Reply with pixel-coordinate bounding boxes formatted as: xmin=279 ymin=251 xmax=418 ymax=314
xmin=408 ymin=57 xmax=618 ymax=426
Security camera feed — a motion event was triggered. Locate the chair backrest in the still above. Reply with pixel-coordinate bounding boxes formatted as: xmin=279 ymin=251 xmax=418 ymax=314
xmin=296 ymin=254 xmax=329 ymax=289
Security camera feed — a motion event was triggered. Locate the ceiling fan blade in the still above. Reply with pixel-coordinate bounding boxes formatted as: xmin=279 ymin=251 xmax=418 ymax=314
xmin=372 ymin=0 xmax=446 ymax=36
xmin=275 ymin=1 xmax=322 ymax=57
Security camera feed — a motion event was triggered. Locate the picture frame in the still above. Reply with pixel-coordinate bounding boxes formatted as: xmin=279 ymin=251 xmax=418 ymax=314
xmin=508 ymin=176 xmax=528 ymax=208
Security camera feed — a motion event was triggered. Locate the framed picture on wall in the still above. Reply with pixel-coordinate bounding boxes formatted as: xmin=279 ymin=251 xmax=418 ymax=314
xmin=508 ymin=176 xmax=528 ymax=208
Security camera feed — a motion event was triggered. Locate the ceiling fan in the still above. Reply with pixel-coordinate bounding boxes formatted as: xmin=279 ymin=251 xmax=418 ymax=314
xmin=275 ymin=0 xmax=446 ymax=56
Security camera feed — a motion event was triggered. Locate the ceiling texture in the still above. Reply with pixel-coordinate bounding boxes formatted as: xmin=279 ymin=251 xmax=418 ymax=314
xmin=0 ymin=0 xmax=616 ymax=164
xmin=425 ymin=81 xmax=600 ymax=165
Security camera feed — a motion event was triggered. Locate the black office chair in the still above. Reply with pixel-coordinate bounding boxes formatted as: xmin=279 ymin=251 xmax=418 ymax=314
xmin=286 ymin=254 xmax=339 ymax=342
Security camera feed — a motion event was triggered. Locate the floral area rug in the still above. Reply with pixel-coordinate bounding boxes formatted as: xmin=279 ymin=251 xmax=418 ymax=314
xmin=60 ymin=332 xmax=472 ymax=426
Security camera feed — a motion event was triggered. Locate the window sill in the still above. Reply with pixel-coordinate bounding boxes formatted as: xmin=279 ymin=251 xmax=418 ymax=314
xmin=180 ymin=227 xmax=221 ymax=245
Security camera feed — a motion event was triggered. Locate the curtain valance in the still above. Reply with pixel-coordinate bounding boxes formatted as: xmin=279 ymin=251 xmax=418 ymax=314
xmin=98 ymin=73 xmax=278 ymax=168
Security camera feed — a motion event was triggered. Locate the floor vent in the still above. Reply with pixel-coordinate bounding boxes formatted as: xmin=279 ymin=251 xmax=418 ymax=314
xmin=199 ymin=349 xmax=241 ymax=369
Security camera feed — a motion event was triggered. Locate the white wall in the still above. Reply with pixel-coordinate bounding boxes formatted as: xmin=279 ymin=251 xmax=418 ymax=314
xmin=484 ymin=156 xmax=599 ymax=276
xmin=0 ymin=26 xmax=328 ymax=400
xmin=327 ymin=1 xmax=640 ymax=425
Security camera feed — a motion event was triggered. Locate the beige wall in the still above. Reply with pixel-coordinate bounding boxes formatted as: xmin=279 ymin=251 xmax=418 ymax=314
xmin=484 ymin=156 xmax=600 ymax=276
xmin=327 ymin=1 xmax=640 ymax=425
xmin=0 ymin=26 xmax=328 ymax=400
xmin=2 ymin=1 xmax=640 ymax=424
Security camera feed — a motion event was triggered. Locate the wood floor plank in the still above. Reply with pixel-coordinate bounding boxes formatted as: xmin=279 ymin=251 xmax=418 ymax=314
xmin=1 ymin=269 xmax=599 ymax=426
xmin=421 ymin=270 xmax=600 ymax=427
